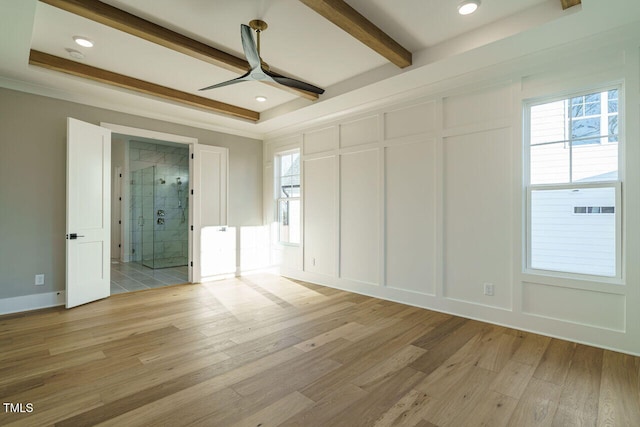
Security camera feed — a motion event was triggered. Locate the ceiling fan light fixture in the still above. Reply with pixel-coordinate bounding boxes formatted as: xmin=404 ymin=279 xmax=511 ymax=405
xmin=73 ymin=36 xmax=94 ymax=48
xmin=457 ymin=0 xmax=480 ymax=15
xmin=255 ymin=96 xmax=267 ymax=102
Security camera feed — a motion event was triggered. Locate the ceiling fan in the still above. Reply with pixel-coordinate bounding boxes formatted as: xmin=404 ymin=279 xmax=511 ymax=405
xmin=199 ymin=20 xmax=325 ymax=95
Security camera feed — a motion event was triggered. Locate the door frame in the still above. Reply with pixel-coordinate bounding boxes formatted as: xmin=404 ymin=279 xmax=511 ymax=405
xmin=101 ymin=122 xmax=197 ymax=283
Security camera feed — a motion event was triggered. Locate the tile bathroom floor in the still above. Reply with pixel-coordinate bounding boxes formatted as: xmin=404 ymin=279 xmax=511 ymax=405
xmin=110 ymin=260 xmax=188 ymax=294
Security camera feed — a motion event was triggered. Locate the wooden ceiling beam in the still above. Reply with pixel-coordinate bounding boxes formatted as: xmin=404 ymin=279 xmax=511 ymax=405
xmin=29 ymin=50 xmax=260 ymax=122
xmin=39 ymin=0 xmax=319 ymax=100
xmin=299 ymin=0 xmax=412 ymax=68
xmin=560 ymin=0 xmax=581 ymax=10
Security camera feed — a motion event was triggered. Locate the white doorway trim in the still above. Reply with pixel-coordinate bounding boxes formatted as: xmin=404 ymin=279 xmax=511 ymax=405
xmin=101 ymin=122 xmax=197 ymax=283
xmin=101 ymin=123 xmax=198 ymax=145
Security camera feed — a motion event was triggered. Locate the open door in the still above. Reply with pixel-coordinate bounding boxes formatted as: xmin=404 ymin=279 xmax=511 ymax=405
xmin=66 ymin=118 xmax=111 ymax=308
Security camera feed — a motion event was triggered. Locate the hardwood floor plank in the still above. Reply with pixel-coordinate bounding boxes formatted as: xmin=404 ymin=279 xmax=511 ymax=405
xmin=352 ymin=345 xmax=426 ymax=389
xmin=299 ymin=349 xmax=393 ymax=402
xmin=280 ymin=383 xmax=367 ymax=427
xmin=92 ymin=385 xmax=240 ymax=427
xmin=324 ymin=367 xmax=426 ymax=427
xmin=510 ymin=332 xmax=551 ymax=366
xmin=229 ymin=391 xmax=314 ymax=427
xmin=409 ymin=319 xmax=486 ymax=375
xmin=294 ymin=322 xmax=366 ymax=351
xmin=552 ymin=344 xmax=603 ymax=427
xmin=421 ymin=366 xmax=496 ymax=426
xmin=372 ymin=388 xmax=433 ymax=427
xmin=490 ymin=360 xmax=537 ymax=399
xmin=507 ymin=377 xmax=562 ymax=427
xmin=230 ymin=301 xmax=356 ymax=344
xmin=410 ymin=315 xmax=464 ymax=349
xmin=596 ymin=350 xmax=640 ymax=426
xmin=474 ymin=327 xmax=522 ymax=372
xmin=0 ymin=350 xmax=106 ymax=387
xmin=453 ymin=390 xmax=518 ymax=427
xmin=231 ymin=339 xmax=347 ymax=398
xmin=533 ymin=338 xmax=577 ymax=385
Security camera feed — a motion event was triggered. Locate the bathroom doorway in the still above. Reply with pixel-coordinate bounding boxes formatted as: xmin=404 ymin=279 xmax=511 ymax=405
xmin=108 ymin=123 xmax=196 ymax=294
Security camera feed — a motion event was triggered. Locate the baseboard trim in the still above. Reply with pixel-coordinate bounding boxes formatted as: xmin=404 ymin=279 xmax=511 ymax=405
xmin=0 ymin=291 xmax=65 ymax=315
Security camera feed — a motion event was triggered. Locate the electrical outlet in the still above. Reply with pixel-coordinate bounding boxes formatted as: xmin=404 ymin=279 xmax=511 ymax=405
xmin=35 ymin=274 xmax=45 ymax=286
xmin=483 ymin=282 xmax=494 ymax=296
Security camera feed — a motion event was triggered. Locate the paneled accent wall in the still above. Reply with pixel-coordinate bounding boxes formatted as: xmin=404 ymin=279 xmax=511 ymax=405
xmin=340 ymin=149 xmax=380 ymax=285
xmin=303 ymin=156 xmax=337 ymax=277
xmin=385 ymin=140 xmax=436 ymax=295
xmin=263 ymin=37 xmax=640 ymax=355
xmin=443 ymin=127 xmax=512 ymax=309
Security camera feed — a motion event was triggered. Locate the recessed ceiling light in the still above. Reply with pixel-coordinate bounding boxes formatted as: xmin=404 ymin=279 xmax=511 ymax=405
xmin=66 ymin=49 xmax=85 ymax=60
xmin=73 ymin=36 xmax=94 ymax=48
xmin=458 ymin=0 xmax=480 ymax=15
xmin=255 ymin=96 xmax=267 ymax=102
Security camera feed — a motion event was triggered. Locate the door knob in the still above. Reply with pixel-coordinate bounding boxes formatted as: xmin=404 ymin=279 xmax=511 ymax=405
xmin=66 ymin=233 xmax=85 ymax=240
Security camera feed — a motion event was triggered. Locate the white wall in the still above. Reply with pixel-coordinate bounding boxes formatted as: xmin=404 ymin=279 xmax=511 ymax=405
xmin=263 ymin=30 xmax=640 ymax=355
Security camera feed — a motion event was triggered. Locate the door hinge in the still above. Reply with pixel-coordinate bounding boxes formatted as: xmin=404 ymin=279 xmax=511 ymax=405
xmin=119 ymin=173 xmax=122 ymax=177
xmin=118 ymin=220 xmax=121 ymax=224
xmin=118 ymin=244 xmax=121 ymax=248
xmin=190 ymin=261 xmax=193 ymax=267
xmin=191 ymin=189 xmax=194 ymax=195
xmin=119 ymin=197 xmax=121 ymax=201
xmin=190 ymin=225 xmax=193 ymax=231
xmin=191 ymin=153 xmax=194 ymax=159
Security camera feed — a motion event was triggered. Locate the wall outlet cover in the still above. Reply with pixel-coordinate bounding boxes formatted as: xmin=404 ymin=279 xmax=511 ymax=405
xmin=35 ymin=274 xmax=45 ymax=286
xmin=483 ymin=282 xmax=494 ymax=296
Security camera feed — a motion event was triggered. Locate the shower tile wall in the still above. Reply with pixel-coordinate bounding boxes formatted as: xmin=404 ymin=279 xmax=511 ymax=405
xmin=129 ymin=141 xmax=189 ymax=268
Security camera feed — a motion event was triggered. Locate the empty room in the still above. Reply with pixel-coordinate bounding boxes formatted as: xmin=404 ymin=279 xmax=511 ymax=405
xmin=1 ymin=0 xmax=639 ymax=425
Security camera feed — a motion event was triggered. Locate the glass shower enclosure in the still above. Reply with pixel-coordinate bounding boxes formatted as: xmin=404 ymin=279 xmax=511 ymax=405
xmin=131 ymin=165 xmax=189 ymax=269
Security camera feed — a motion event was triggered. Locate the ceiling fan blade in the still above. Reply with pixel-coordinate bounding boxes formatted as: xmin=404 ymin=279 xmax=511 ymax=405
xmin=199 ymin=71 xmax=251 ymax=91
xmin=266 ymin=70 xmax=325 ymax=94
xmin=241 ymin=24 xmax=261 ymax=70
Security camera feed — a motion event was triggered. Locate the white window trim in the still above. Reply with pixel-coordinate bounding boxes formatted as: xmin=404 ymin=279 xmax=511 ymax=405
xmin=274 ymin=148 xmax=301 ymax=246
xmin=523 ymin=85 xmax=624 ymax=285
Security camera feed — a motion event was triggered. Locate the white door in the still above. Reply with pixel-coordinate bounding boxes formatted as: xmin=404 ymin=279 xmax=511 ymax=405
xmin=66 ymin=118 xmax=111 ymax=308
xmin=192 ymin=144 xmax=230 ymax=282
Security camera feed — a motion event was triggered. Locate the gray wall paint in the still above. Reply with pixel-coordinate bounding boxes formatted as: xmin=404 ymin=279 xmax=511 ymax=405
xmin=0 ymin=87 xmax=262 ymax=299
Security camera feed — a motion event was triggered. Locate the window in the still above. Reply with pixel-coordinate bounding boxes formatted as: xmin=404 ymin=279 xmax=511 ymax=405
xmin=276 ymin=150 xmax=300 ymax=244
xmin=526 ymin=87 xmax=621 ymax=278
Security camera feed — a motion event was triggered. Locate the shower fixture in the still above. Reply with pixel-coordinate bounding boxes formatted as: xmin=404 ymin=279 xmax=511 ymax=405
xmin=159 ymin=178 xmax=166 ymax=184
xmin=176 ymin=176 xmax=186 ymax=223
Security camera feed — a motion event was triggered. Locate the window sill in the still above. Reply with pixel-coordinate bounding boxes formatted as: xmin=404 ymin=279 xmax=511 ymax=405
xmin=520 ymin=270 xmax=625 ymax=294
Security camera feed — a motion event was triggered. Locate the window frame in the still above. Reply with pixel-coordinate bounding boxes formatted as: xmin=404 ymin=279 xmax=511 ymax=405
xmin=523 ymin=84 xmax=623 ymax=283
xmin=274 ymin=149 xmax=301 ymax=246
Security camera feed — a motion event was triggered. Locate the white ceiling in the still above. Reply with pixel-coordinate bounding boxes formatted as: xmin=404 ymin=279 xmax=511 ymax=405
xmin=2 ymin=0 xmax=640 ymax=138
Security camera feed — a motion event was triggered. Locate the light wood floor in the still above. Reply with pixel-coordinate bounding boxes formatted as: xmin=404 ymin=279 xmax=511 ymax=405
xmin=1 ymin=274 xmax=638 ymax=426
